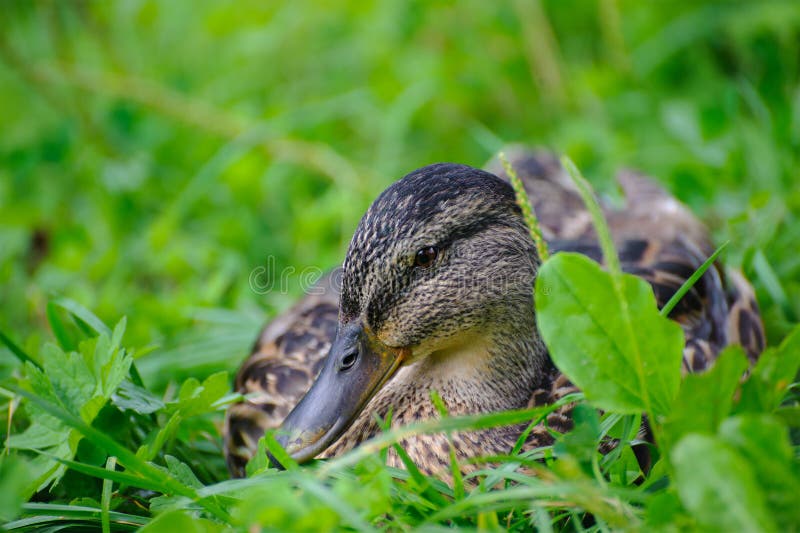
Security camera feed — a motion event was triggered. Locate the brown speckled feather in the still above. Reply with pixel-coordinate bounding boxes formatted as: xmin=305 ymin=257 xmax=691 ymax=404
xmin=224 ymin=148 xmax=764 ymax=477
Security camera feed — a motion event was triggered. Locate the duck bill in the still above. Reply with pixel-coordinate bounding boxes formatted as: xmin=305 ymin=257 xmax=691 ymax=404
xmin=274 ymin=321 xmax=406 ymax=466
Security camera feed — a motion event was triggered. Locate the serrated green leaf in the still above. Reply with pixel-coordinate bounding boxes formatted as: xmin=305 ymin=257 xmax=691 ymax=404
xmin=164 ymin=456 xmax=203 ymax=490
xmin=111 ymin=379 xmax=165 ymax=415
xmin=535 ymin=252 xmax=684 ymax=420
xmin=169 ymin=371 xmax=230 ymax=417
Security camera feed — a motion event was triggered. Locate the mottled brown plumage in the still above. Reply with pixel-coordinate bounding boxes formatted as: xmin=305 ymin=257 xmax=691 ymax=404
xmin=224 ymin=148 xmax=764 ymax=478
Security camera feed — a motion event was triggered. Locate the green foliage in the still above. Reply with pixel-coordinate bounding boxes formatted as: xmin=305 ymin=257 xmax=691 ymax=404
xmin=6 ymin=319 xmax=132 ymax=495
xmin=671 ymin=433 xmax=775 ymax=532
xmin=534 ymin=168 xmax=800 ymax=530
xmin=660 ymin=347 xmax=748 ymax=452
xmin=1 ymin=0 xmax=799 ymax=531
xmin=536 ymin=253 xmax=684 ymax=419
xmin=737 ymin=326 xmax=800 ymax=413
xmin=0 ymin=457 xmax=30 ymax=522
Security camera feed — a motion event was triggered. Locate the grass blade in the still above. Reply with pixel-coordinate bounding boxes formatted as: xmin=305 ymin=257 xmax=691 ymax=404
xmin=50 ymin=456 xmax=165 ymax=492
xmin=660 ymin=241 xmax=728 ymax=317
xmin=560 ymin=156 xmax=620 ymax=277
xmin=14 ymin=505 xmax=148 ymax=528
xmin=50 ymin=297 xmax=112 ymax=337
xmin=500 ymin=151 xmax=550 ymax=261
xmin=45 ymin=301 xmax=76 ymax=352
xmin=264 ymin=430 xmax=299 ymax=470
xmin=0 ymin=329 xmax=41 ymax=370
xmin=318 ymin=394 xmax=581 ymax=475
xmin=101 ymin=456 xmax=117 ymax=533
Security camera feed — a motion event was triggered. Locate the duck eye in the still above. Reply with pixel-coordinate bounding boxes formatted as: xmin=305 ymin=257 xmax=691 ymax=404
xmin=340 ymin=351 xmax=358 ymax=371
xmin=414 ymin=246 xmax=439 ymax=268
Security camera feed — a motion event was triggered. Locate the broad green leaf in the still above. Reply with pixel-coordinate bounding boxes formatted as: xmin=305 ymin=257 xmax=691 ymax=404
xmin=535 ymin=252 xmax=684 ymax=420
xmin=644 ymin=491 xmax=691 ymax=530
xmin=164 ymin=456 xmax=203 ymax=490
xmin=737 ymin=324 xmax=800 ymax=413
xmin=719 ymin=415 xmax=800 ymax=531
xmin=660 ymin=346 xmax=748 ymax=452
xmin=672 ymin=434 xmax=776 ymax=532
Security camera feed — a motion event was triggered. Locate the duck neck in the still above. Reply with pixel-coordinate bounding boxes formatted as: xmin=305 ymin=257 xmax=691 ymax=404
xmin=395 ymin=315 xmax=548 ymax=415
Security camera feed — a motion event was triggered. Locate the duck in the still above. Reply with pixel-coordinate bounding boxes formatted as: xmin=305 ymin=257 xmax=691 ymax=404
xmin=223 ymin=147 xmax=765 ymax=478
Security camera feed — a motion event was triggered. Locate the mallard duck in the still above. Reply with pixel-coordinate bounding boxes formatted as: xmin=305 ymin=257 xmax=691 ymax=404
xmin=223 ymin=148 xmax=764 ymax=477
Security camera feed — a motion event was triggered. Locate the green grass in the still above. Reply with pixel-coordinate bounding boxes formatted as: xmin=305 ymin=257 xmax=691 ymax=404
xmin=1 ymin=0 xmax=800 ymax=530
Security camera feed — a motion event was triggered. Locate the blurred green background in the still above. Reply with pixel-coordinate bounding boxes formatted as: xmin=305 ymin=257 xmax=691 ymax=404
xmin=1 ymin=0 xmax=798 ymax=390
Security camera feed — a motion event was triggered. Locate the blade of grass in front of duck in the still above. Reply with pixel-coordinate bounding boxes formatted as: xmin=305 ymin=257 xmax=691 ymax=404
xmin=101 ymin=456 xmax=116 ymax=533
xmin=8 ymin=503 xmax=150 ymax=530
xmin=318 ymin=394 xmax=582 ymax=475
xmin=263 ymin=430 xmax=299 ymax=470
xmin=429 ymin=390 xmax=465 ymax=499
xmin=49 ymin=456 xmax=165 ymax=492
xmin=499 ymin=151 xmax=550 ymax=261
xmin=660 ymin=241 xmax=729 ymax=318
xmin=425 ymin=483 xmax=644 ymax=527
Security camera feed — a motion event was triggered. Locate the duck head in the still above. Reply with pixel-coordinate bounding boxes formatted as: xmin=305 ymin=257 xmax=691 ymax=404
xmin=275 ymin=163 xmax=546 ymax=464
